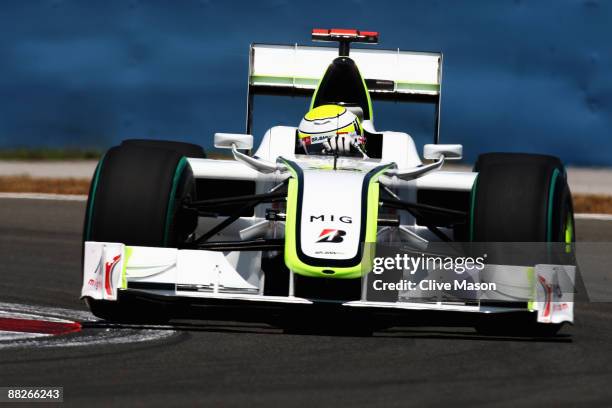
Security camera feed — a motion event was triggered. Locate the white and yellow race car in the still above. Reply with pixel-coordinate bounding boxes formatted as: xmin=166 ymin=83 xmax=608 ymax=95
xmin=81 ymin=29 xmax=576 ymax=336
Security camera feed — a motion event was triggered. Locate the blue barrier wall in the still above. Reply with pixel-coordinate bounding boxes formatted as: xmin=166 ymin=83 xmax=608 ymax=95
xmin=0 ymin=0 xmax=610 ymax=165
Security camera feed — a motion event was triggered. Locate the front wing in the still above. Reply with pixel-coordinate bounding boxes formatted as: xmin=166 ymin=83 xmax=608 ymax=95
xmin=82 ymin=241 xmax=575 ymax=325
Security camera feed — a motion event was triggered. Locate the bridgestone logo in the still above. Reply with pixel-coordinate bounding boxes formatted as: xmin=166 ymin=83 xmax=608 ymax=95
xmin=316 ymin=229 xmax=346 ymax=243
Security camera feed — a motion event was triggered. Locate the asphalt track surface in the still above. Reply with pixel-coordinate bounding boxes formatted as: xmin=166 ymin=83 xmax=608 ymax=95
xmin=2 ymin=198 xmax=612 ymax=407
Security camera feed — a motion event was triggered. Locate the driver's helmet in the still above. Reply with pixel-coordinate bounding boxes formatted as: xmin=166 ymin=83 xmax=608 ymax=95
xmin=297 ymin=104 xmax=365 ymax=156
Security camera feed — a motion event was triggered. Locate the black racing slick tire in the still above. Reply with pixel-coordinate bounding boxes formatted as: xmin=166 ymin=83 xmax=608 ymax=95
xmin=470 ymin=153 xmax=573 ymax=244
xmin=470 ymin=153 xmax=575 ymax=337
xmin=83 ymin=141 xmax=204 ymax=322
xmin=121 ymin=138 xmax=206 ymax=159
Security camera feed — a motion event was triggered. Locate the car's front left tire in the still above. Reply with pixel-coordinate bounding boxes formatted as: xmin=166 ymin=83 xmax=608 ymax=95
xmin=83 ymin=141 xmax=204 ymax=322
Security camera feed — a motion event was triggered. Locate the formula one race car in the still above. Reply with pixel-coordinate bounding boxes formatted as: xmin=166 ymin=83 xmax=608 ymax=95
xmin=81 ymin=29 xmax=576 ymax=336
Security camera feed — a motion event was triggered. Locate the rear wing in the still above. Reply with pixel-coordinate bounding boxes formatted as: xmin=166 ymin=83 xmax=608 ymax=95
xmin=246 ymin=43 xmax=443 ymax=142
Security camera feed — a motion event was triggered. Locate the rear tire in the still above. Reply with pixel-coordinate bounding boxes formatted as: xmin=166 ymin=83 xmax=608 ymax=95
xmin=470 ymin=153 xmax=574 ymax=337
xmin=83 ymin=141 xmax=204 ymax=322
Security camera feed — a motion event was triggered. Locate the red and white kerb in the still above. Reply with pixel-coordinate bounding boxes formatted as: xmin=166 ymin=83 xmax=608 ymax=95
xmin=0 ymin=312 xmax=81 ymax=341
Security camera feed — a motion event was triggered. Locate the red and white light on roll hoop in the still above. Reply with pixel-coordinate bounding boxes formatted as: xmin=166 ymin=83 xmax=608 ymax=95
xmin=312 ymin=28 xmax=379 ymax=44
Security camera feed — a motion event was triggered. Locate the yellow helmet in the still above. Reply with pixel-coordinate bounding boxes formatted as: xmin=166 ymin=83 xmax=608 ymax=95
xmin=297 ymin=104 xmax=364 ymax=155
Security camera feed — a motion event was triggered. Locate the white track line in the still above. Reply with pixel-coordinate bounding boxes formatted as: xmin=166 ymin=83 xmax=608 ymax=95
xmin=18 ymin=328 xmax=177 ymax=350
xmin=0 ymin=192 xmax=87 ymax=201
xmin=0 ymin=331 xmax=48 ymax=341
xmin=0 ymin=310 xmax=76 ymax=324
xmin=575 ymin=213 xmax=612 ymax=221
xmin=0 ymin=302 xmax=94 ymax=321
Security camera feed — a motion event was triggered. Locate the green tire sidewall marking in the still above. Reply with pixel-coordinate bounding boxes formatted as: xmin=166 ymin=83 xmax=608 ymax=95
xmin=564 ymin=212 xmax=574 ymax=254
xmin=546 ymin=168 xmax=561 ymax=242
xmin=84 ymin=153 xmax=107 ymax=241
xmin=163 ymin=157 xmax=188 ymax=247
xmin=565 ymin=212 xmax=574 ymax=244
xmin=469 ymin=174 xmax=479 ymax=242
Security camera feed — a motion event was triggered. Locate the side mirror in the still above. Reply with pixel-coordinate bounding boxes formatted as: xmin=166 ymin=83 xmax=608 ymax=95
xmin=214 ymin=133 xmax=253 ymax=150
xmin=423 ymin=144 xmax=463 ymax=160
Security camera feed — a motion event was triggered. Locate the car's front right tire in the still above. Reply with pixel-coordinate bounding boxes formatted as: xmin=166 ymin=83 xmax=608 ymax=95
xmin=470 ymin=153 xmax=574 ymax=337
